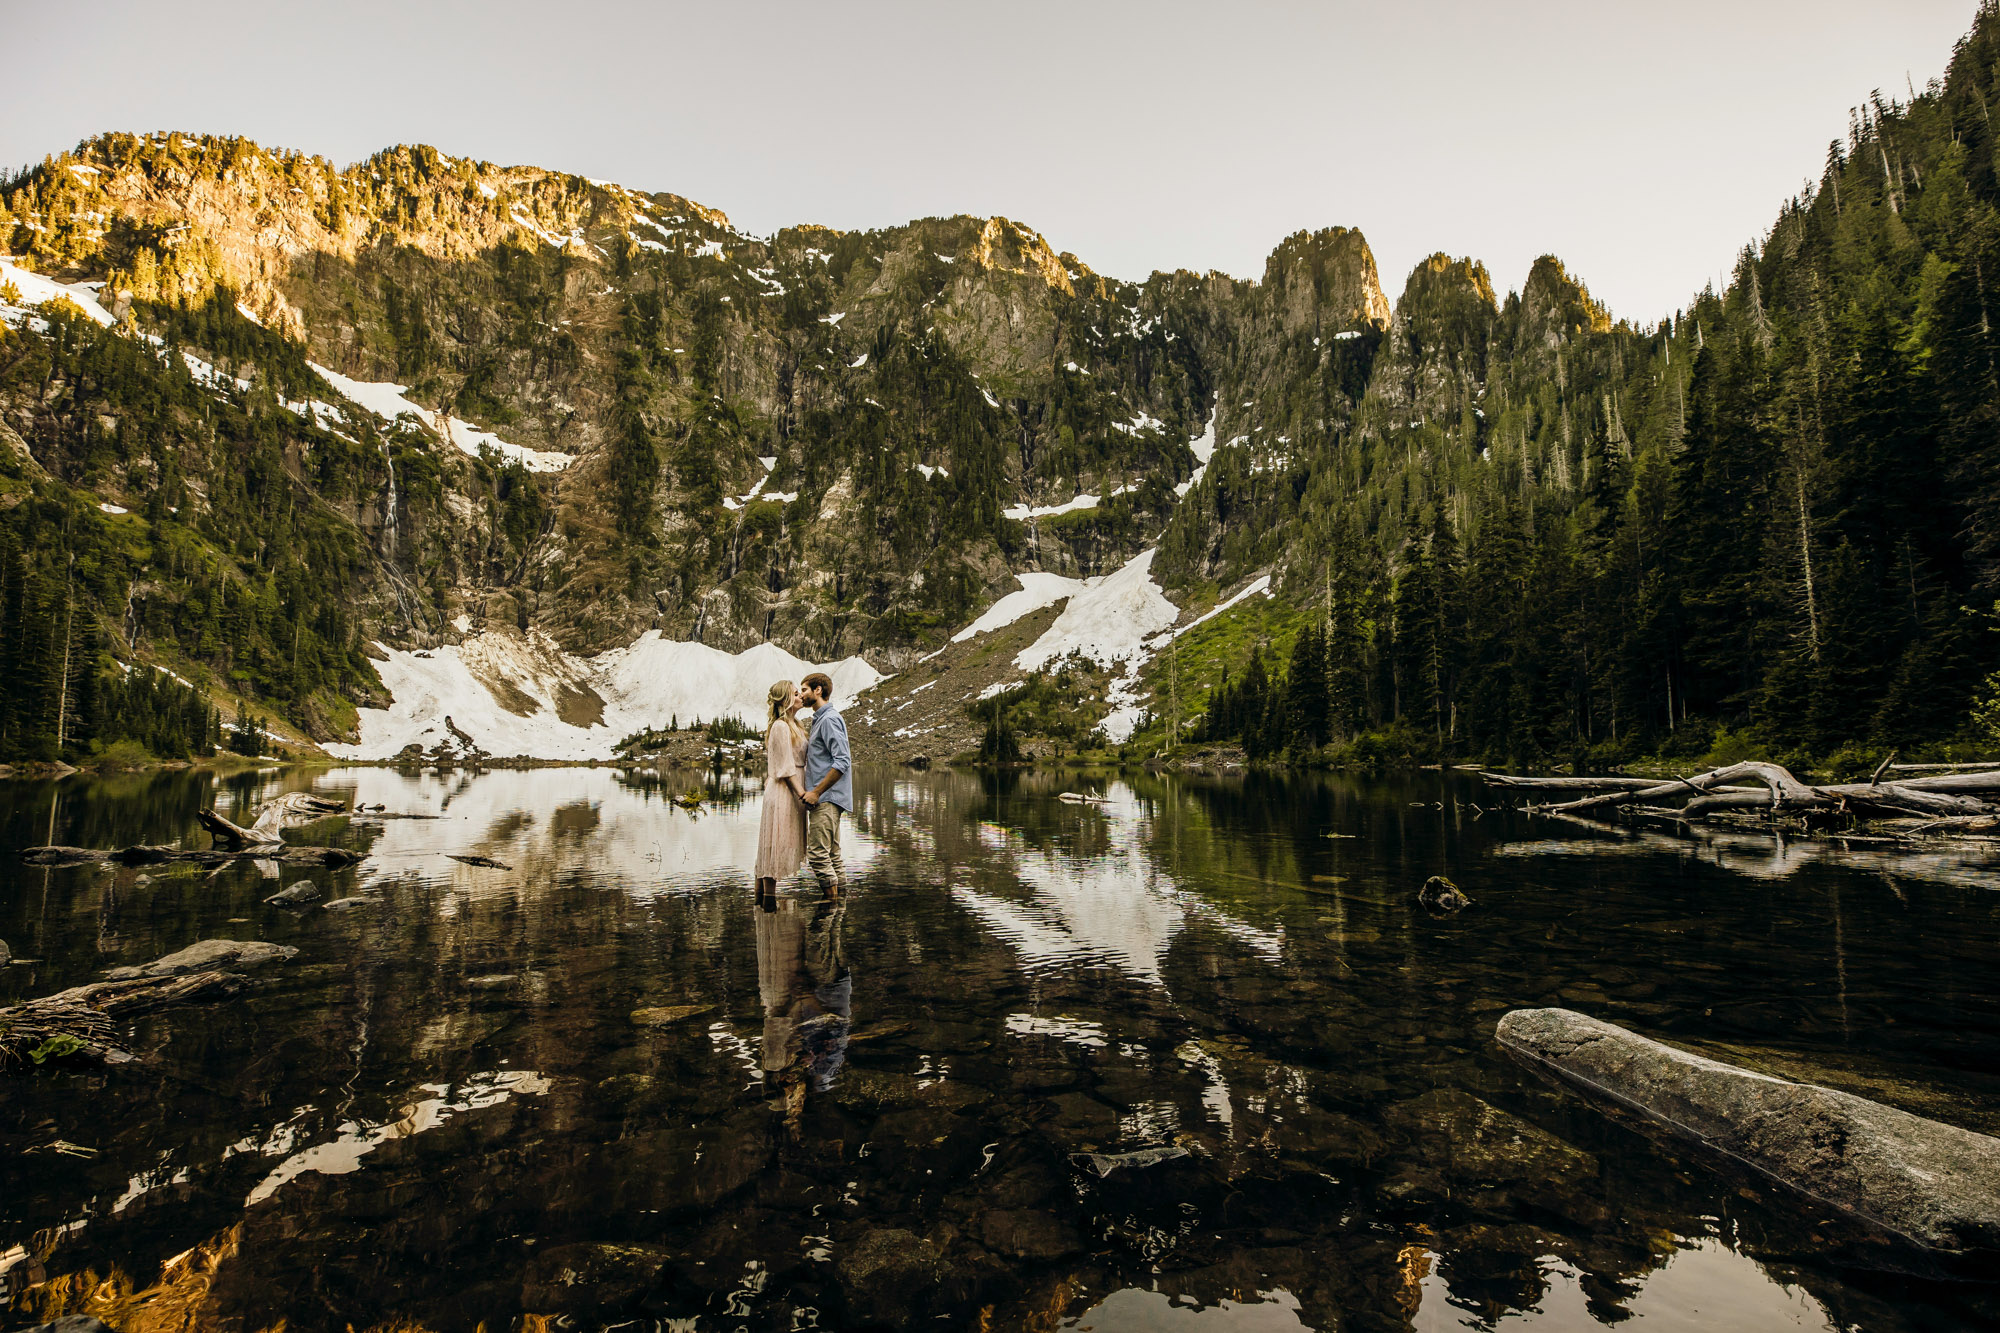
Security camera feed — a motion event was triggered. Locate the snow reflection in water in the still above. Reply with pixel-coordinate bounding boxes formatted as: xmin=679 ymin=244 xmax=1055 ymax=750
xmin=956 ymin=781 xmax=1283 ymax=984
xmin=242 ymin=1069 xmax=551 ymax=1206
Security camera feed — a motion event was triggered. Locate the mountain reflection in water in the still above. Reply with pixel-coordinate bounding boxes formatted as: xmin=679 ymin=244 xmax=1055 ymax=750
xmin=1 ymin=765 xmax=1996 ymax=1331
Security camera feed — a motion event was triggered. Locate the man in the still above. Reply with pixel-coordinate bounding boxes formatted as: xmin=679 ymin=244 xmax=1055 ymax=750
xmin=799 ymin=671 xmax=851 ymax=896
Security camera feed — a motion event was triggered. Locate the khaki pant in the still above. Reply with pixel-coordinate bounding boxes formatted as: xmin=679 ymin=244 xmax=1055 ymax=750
xmin=807 ymin=801 xmax=845 ymax=889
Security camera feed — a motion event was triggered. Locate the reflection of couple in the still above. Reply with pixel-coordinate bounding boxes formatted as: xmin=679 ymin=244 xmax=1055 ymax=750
xmin=755 ymin=896 xmax=852 ymax=1126
xmin=754 ymin=672 xmax=851 ymax=901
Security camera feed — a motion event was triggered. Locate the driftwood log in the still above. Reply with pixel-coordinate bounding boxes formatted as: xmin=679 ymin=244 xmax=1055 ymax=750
xmin=23 ymin=843 xmax=360 ymax=867
xmin=21 ymin=792 xmax=364 ymax=868
xmin=0 ymin=939 xmax=297 ymax=1066
xmin=198 ymin=792 xmax=347 ymax=848
xmin=1483 ymin=761 xmax=2000 ymax=834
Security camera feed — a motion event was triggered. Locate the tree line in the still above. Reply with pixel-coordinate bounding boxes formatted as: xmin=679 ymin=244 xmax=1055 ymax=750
xmin=1176 ymin=8 xmax=2000 ymax=767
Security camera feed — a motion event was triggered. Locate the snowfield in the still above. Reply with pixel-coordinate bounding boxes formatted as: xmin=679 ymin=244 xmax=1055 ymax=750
xmin=326 ymin=630 xmax=882 ymax=761
xmin=1016 ymin=550 xmax=1177 ymax=674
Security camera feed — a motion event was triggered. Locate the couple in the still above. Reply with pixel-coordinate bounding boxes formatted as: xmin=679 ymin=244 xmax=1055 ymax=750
xmin=754 ymin=672 xmax=851 ymax=900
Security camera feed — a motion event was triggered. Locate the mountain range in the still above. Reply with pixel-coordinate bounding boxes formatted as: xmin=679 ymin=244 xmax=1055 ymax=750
xmin=5 ymin=6 xmax=2000 ymax=766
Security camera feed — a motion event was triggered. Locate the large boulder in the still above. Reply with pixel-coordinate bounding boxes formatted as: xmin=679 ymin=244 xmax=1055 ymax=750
xmin=1496 ymin=1008 xmax=2000 ymax=1261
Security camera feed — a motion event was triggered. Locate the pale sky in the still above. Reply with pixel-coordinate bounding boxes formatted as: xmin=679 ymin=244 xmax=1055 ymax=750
xmin=4 ymin=0 xmax=1981 ymax=323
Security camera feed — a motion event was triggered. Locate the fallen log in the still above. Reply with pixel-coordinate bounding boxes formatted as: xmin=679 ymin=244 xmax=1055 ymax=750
xmin=1862 ymin=771 xmax=2000 ymax=795
xmin=21 ymin=844 xmax=360 ymax=867
xmin=1889 ymin=762 xmax=2000 ymax=773
xmin=1497 ymin=1008 xmax=2000 ymax=1268
xmin=1482 ymin=775 xmax=1666 ymax=791
xmin=1827 ymin=784 xmax=2000 ymax=817
xmin=1542 ymin=762 xmax=2000 ymax=822
xmin=1544 ymin=762 xmax=1824 ymax=816
xmin=0 ymin=939 xmax=296 ymax=1067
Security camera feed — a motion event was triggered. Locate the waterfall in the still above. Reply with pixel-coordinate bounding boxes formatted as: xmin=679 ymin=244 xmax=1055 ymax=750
xmin=381 ymin=443 xmax=399 ymax=547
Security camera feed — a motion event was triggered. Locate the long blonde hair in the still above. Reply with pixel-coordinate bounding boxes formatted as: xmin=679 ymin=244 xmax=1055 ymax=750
xmin=767 ymin=679 xmax=805 ymax=744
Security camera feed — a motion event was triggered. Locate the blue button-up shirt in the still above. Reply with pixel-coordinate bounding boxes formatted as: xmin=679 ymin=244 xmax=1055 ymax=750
xmin=805 ymin=702 xmax=853 ymax=813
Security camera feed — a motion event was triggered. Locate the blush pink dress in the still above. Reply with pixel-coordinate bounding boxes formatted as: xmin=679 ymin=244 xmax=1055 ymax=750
xmin=755 ymin=719 xmax=808 ymax=880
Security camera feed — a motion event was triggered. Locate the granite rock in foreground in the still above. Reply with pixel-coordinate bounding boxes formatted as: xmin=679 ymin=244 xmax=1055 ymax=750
xmin=1496 ymin=1007 xmax=2000 ymax=1262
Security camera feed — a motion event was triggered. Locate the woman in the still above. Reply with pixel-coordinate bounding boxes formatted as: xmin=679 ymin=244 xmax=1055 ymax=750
xmin=754 ymin=679 xmax=809 ymax=902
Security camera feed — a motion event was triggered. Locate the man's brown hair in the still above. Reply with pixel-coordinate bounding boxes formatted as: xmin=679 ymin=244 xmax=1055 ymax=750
xmin=801 ymin=672 xmax=834 ymax=700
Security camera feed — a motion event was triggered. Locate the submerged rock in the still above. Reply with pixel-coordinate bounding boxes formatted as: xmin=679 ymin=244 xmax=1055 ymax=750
xmin=1071 ymin=1144 xmax=1190 ymax=1178
xmin=520 ymin=1241 xmax=672 ymax=1315
xmin=1417 ymin=875 xmax=1471 ymax=914
xmin=974 ymin=1208 xmax=1083 ymax=1260
xmin=322 ymin=896 xmax=374 ymax=911
xmin=836 ymin=1228 xmax=941 ymax=1322
xmin=1497 ymin=1007 xmax=2000 ymax=1261
xmin=264 ymin=883 xmax=325 ymax=907
xmin=630 ymin=1003 xmax=715 ymax=1026
xmin=106 ymin=939 xmax=297 ymax=981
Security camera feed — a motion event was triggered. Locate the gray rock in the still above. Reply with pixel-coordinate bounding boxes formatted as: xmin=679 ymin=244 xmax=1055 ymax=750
xmin=0 ymin=938 xmax=9 ymax=965
xmin=1497 ymin=1007 xmax=2000 ymax=1258
xmin=1071 ymin=1144 xmax=1189 ymax=1178
xmin=23 ymin=1319 xmax=113 ymax=1333
xmin=105 ymin=938 xmax=297 ymax=981
xmin=264 ymin=882 xmax=324 ymax=907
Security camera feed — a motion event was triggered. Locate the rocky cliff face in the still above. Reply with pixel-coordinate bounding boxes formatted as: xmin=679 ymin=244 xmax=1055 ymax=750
xmin=0 ymin=130 xmax=1622 ymax=751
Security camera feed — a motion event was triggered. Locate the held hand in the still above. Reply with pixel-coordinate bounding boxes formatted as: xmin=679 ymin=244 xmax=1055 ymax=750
xmin=801 ymin=790 xmax=819 ymax=807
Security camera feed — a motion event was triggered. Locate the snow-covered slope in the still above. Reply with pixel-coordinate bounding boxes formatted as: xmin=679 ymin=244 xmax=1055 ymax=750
xmin=0 ymin=260 xmax=117 ymax=325
xmin=327 ymin=629 xmax=882 ymax=760
xmin=1016 ymin=549 xmax=1177 ymax=673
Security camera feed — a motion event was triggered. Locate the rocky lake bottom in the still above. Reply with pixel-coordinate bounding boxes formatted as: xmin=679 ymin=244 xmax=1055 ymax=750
xmin=1 ymin=765 xmax=1997 ymax=1331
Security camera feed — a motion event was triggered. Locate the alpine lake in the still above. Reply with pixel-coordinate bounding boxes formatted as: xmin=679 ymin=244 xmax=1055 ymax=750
xmin=1 ymin=764 xmax=1997 ymax=1332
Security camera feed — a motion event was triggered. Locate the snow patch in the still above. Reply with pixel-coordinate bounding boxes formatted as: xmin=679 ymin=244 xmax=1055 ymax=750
xmin=308 ymin=363 xmax=573 ymax=473
xmin=0 ymin=260 xmax=116 ymax=325
xmin=1004 ymin=493 xmax=1099 ymax=521
xmin=1175 ymin=399 xmax=1219 ymax=498
xmin=1017 ymin=550 xmax=1176 ymax=675
xmin=328 ymin=631 xmax=882 ymax=761
xmin=954 ymin=571 xmax=1086 ymax=644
